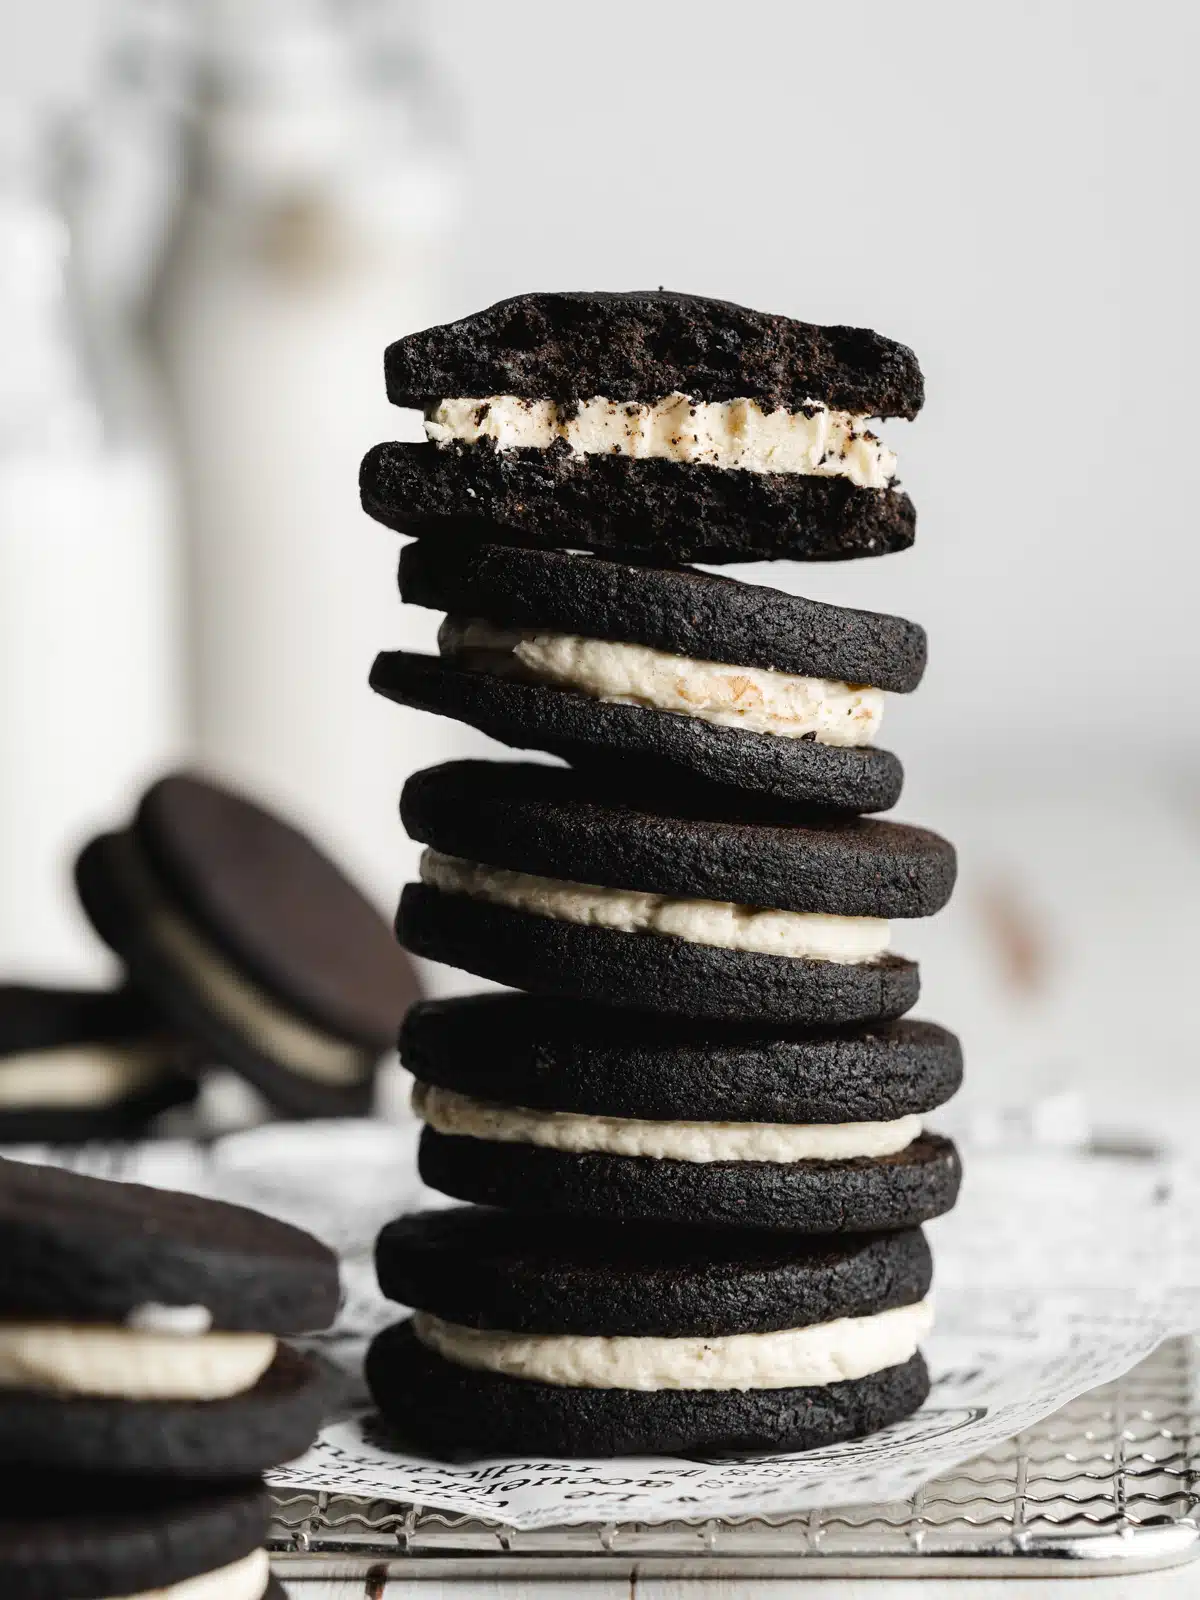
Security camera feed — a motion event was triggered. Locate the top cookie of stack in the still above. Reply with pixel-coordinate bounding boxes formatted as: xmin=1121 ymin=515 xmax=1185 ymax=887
xmin=363 ymin=288 xmax=920 ymax=565
xmin=368 ymin=290 xmax=927 ymax=813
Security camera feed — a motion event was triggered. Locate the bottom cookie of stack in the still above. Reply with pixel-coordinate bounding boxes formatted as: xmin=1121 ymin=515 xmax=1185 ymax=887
xmin=366 ymin=1207 xmax=934 ymax=1457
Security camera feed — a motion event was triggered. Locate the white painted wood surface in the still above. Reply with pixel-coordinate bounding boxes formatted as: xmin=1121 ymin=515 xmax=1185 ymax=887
xmin=280 ymin=1567 xmax=1198 ymax=1597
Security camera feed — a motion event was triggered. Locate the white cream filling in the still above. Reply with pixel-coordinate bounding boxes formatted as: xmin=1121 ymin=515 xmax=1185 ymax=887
xmin=413 ymin=1298 xmax=933 ymax=1391
xmin=127 ymin=1303 xmax=214 ymax=1336
xmin=109 ymin=834 xmax=372 ymax=1089
xmin=0 ymin=1323 xmax=277 ymax=1400
xmin=440 ymin=618 xmax=883 ymax=746
xmin=0 ymin=1045 xmax=173 ymax=1110
xmin=413 ymin=1081 xmax=920 ymax=1164
xmin=124 ymin=856 xmax=371 ymax=1087
xmin=419 ymin=850 xmax=890 ymax=965
xmin=426 ymin=393 xmax=896 ymax=488
xmin=117 ymin=1548 xmax=269 ymax=1600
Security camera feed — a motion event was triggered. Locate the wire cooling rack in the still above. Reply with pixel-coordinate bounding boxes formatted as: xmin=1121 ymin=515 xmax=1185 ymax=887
xmin=269 ymin=1335 xmax=1200 ymax=1581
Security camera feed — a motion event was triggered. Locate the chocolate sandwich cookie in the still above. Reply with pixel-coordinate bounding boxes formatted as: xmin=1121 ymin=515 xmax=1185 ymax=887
xmin=75 ymin=771 xmax=420 ymax=1118
xmin=398 ymin=760 xmax=955 ymax=1024
xmin=373 ymin=542 xmax=925 ymax=811
xmin=367 ymin=1206 xmax=933 ymax=1456
xmin=363 ymin=290 xmax=921 ymax=564
xmin=0 ymin=985 xmax=198 ymax=1145
xmin=0 ymin=1476 xmax=276 ymax=1600
xmin=405 ymin=995 xmax=961 ymax=1230
xmin=0 ymin=1156 xmax=340 ymax=1476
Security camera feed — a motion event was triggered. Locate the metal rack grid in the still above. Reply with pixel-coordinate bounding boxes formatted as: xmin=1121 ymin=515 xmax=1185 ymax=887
xmin=269 ymin=1334 xmax=1200 ymax=1581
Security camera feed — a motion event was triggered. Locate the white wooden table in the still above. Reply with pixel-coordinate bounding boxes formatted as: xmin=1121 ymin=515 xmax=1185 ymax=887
xmin=280 ymin=1571 xmax=1198 ymax=1597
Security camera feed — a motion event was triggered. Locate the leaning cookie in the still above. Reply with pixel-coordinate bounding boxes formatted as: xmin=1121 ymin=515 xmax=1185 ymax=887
xmin=398 ymin=761 xmax=955 ymax=1024
xmin=367 ymin=1206 xmax=933 ymax=1456
xmin=401 ymin=542 xmax=928 ymax=690
xmin=0 ymin=1156 xmax=340 ymax=1476
xmin=371 ymin=542 xmax=924 ymax=812
xmin=0 ymin=1476 xmax=279 ymax=1600
xmin=75 ymin=771 xmax=420 ymax=1118
xmin=0 ymin=984 xmax=198 ymax=1145
xmin=362 ymin=289 xmax=921 ymax=564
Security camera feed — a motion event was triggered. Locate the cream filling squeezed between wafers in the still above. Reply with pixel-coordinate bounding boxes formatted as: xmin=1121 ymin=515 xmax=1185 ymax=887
xmin=412 ymin=1299 xmax=933 ymax=1391
xmin=146 ymin=904 xmax=371 ymax=1086
xmin=0 ymin=1044 xmax=174 ymax=1109
xmin=413 ymin=1081 xmax=920 ymax=1164
xmin=439 ymin=618 xmax=884 ymax=745
xmin=115 ymin=837 xmax=372 ymax=1087
xmin=426 ymin=393 xmax=896 ymax=487
xmin=419 ymin=850 xmax=890 ymax=964
xmin=0 ymin=1322 xmax=277 ymax=1400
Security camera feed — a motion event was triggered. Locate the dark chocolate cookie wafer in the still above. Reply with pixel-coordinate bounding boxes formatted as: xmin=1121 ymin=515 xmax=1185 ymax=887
xmin=75 ymin=771 xmax=420 ymax=1117
xmin=373 ymin=651 xmax=904 ymax=812
xmin=400 ymin=541 xmax=928 ymax=690
xmin=0 ymin=985 xmax=197 ymax=1145
xmin=0 ymin=1342 xmax=338 ymax=1478
xmin=419 ymin=1129 xmax=960 ymax=1232
xmin=362 ymin=441 xmax=916 ymax=565
xmin=377 ymin=1206 xmax=932 ymax=1336
xmin=385 ymin=290 xmax=924 ymax=415
xmin=0 ymin=1475 xmax=269 ymax=1600
xmin=0 ymin=1156 xmax=338 ymax=1330
xmin=368 ymin=1321 xmax=930 ymax=1458
xmin=401 ymin=994 xmax=963 ymax=1124
xmin=402 ymin=886 xmax=918 ymax=1023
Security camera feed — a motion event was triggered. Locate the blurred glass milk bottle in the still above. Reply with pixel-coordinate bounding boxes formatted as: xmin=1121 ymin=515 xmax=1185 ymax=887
xmin=150 ymin=0 xmax=465 ymax=905
xmin=0 ymin=121 xmax=183 ymax=980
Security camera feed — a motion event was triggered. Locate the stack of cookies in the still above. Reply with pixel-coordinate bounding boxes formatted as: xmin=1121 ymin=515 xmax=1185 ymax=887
xmin=0 ymin=1154 xmax=337 ymax=1599
xmin=362 ymin=291 xmax=962 ymax=1457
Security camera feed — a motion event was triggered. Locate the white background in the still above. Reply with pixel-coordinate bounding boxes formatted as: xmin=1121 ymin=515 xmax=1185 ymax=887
xmin=7 ymin=0 xmax=1199 ymax=770
xmin=4 ymin=1 xmax=1200 ymax=1120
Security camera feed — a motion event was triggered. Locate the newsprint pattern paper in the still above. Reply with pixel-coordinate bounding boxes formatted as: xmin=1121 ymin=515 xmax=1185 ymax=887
xmin=13 ymin=1120 xmax=1200 ymax=1530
